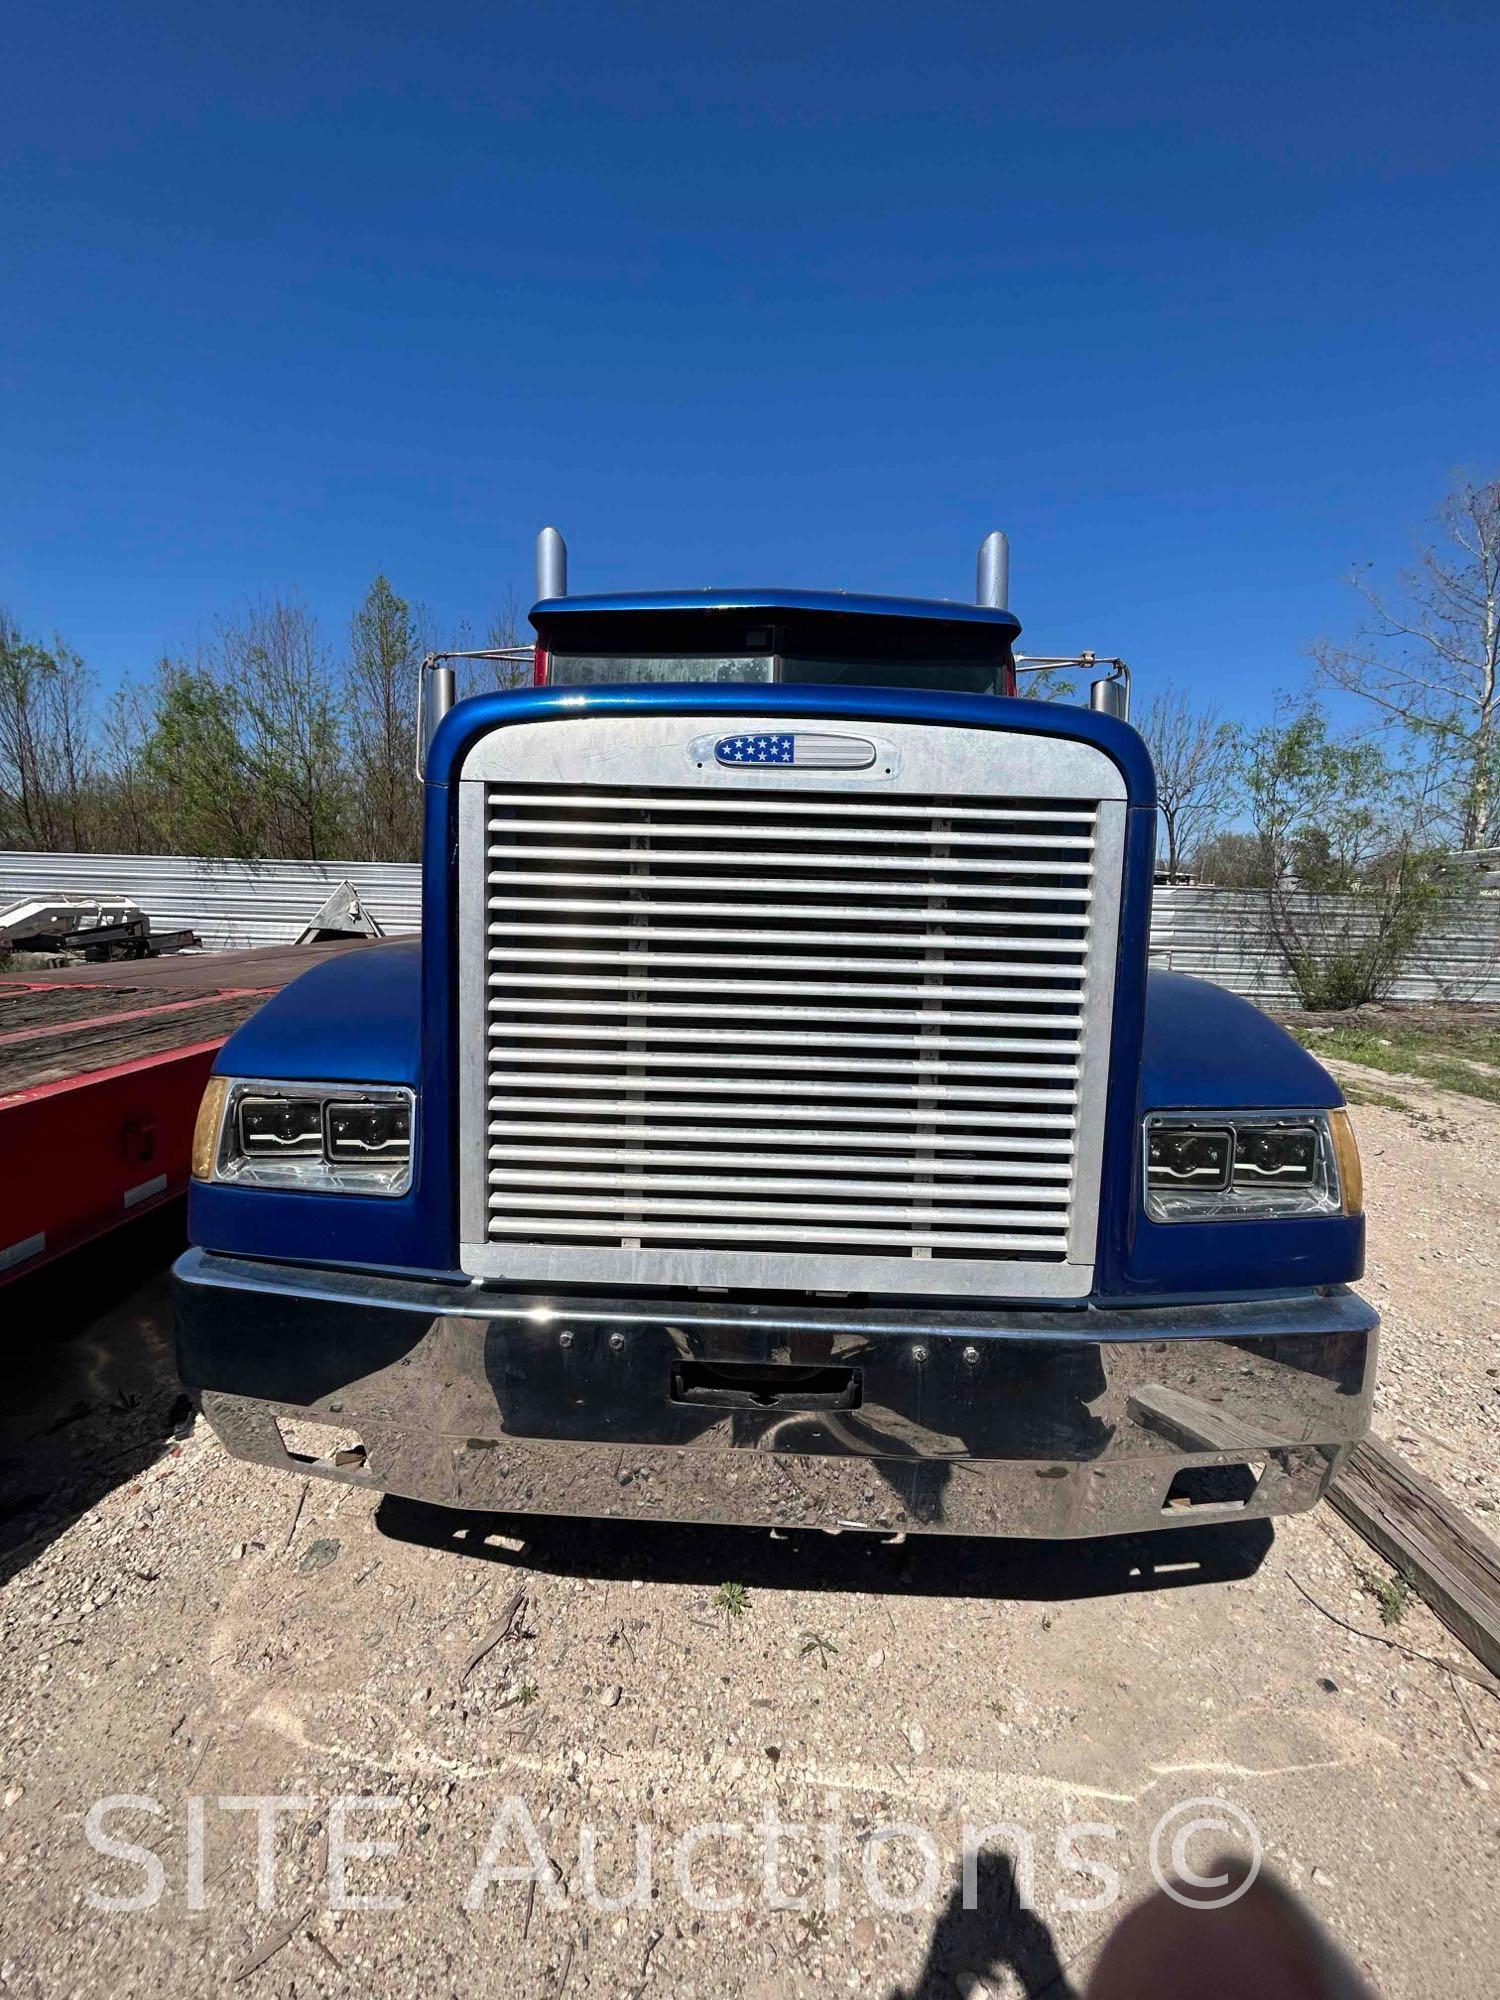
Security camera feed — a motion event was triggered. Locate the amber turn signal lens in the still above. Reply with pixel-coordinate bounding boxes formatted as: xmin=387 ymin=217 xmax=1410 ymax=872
xmin=191 ymin=1076 xmax=229 ymax=1181
xmin=1329 ymin=1106 xmax=1363 ymax=1216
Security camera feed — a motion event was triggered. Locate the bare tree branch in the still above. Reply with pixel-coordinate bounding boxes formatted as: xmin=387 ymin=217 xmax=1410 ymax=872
xmin=1135 ymin=683 xmax=1241 ymax=878
xmin=1313 ymin=474 xmax=1500 ymax=849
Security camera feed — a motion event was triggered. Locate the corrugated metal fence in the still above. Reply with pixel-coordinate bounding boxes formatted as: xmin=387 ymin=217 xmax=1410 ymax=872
xmin=0 ymin=850 xmax=421 ymax=953
xmin=4 ymin=849 xmax=1499 ymax=1004
xmin=1148 ymin=886 xmax=1500 ymax=1004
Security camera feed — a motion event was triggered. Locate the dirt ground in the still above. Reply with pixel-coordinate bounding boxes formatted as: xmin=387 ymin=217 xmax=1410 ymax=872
xmin=1329 ymin=1065 xmax=1500 ymax=1526
xmin=1 ymin=1084 xmax=1498 ymax=2000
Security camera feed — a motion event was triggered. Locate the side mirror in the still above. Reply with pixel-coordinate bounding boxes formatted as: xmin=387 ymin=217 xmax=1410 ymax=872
xmin=1089 ymin=675 xmax=1129 ymax=722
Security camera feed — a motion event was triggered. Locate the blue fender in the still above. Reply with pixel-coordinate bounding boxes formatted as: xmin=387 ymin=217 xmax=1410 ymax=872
xmin=1102 ymin=969 xmax=1362 ymax=1298
xmin=188 ymin=938 xmax=451 ymax=1279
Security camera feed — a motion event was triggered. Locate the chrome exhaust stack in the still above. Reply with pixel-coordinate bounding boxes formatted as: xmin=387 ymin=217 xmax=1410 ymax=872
xmin=536 ymin=526 xmax=568 ymax=601
xmin=976 ymin=530 xmax=1010 ymax=610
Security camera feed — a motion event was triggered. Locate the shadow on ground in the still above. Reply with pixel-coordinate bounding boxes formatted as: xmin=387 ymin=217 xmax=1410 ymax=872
xmin=889 ymin=1848 xmax=1078 ymax=1999
xmin=0 ymin=1203 xmax=192 ymax=1585
xmin=374 ymin=1492 xmax=1274 ymax=1603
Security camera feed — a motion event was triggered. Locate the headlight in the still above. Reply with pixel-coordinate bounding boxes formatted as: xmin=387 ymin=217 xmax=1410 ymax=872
xmin=192 ymin=1078 xmax=415 ymax=1196
xmin=1144 ymin=1110 xmax=1360 ymax=1223
xmin=239 ymin=1094 xmax=324 ymax=1160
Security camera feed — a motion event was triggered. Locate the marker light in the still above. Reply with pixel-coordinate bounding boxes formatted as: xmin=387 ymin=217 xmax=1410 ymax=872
xmin=191 ymin=1077 xmax=229 ymax=1181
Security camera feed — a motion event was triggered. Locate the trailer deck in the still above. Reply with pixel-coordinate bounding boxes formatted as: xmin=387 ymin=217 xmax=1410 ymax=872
xmin=0 ymin=941 xmax=375 ymax=1279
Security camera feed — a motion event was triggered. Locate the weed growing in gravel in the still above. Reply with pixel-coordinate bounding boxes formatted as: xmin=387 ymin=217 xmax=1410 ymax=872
xmin=714 ymin=1581 xmax=750 ymax=1621
xmin=799 ymin=1631 xmax=838 ymax=1669
xmin=796 ymin=1913 xmax=832 ymax=1950
xmin=1357 ymin=1563 xmax=1415 ymax=1626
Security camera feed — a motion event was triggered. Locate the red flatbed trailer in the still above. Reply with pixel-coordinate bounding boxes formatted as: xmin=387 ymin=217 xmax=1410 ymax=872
xmin=0 ymin=941 xmax=373 ymax=1281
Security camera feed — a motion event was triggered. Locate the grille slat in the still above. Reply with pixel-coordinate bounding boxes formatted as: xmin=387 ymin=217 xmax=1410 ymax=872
xmin=488 ymin=972 xmax=1088 ymax=996
xmin=484 ymin=1159 xmax=1072 ymax=1190
xmin=489 ymin=1095 xmax=1078 ymax=1128
xmin=492 ymin=1023 xmax=1081 ymax=1054
xmin=488 ymin=843 xmax=1095 ymax=881
xmin=484 ymin=973 xmax=1084 ymax=1005
xmin=482 ymin=952 xmax=1080 ymax=984
xmin=485 ymin=1120 xmax=1077 ymax=1155
xmin=489 ymin=885 xmax=1094 ymax=916
xmin=487 ymin=918 xmax=1082 ymax=947
xmin=483 ymin=1216 xmax=1073 ymax=1252
xmin=494 ymin=1184 xmax=1072 ymax=1216
xmin=494 ymin=900 xmax=1096 ymax=928
xmin=483 ymin=789 xmax=1096 ymax=825
xmin=496 ymin=1050 xmax=1079 ymax=1079
xmin=494 ymin=995 xmax=1087 ymax=1022
xmin=471 ymin=757 xmax=1117 ymax=1289
xmin=488 ymin=816 xmax=1097 ymax=851
xmin=492 ymin=1076 xmax=1078 ymax=1106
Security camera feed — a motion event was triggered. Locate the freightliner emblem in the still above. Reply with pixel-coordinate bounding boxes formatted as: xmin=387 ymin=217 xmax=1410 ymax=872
xmin=714 ymin=732 xmax=876 ymax=769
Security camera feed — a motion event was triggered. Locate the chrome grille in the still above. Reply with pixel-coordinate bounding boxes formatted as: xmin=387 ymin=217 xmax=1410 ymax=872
xmin=460 ymin=720 xmax=1125 ymax=1299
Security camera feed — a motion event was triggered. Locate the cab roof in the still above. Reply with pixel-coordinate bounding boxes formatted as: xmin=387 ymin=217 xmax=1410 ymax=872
xmin=530 ymin=588 xmax=1023 ymax=653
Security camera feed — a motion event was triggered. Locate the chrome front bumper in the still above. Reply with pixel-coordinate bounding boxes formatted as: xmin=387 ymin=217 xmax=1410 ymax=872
xmin=175 ymin=1250 xmax=1377 ymax=1540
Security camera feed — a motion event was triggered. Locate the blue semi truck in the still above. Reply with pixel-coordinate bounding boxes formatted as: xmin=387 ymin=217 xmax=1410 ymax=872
xmin=174 ymin=530 xmax=1376 ymax=1539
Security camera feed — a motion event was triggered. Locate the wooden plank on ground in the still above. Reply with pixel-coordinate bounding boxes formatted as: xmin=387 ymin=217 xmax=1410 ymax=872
xmin=1329 ymin=1435 xmax=1500 ymax=1681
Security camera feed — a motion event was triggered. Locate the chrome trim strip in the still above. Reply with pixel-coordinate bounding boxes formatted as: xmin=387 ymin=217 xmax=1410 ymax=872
xmin=1068 ymin=796 xmax=1122 ymax=1272
xmin=457 ymin=778 xmax=489 ymax=1250
xmin=176 ymin=1249 xmax=1378 ymax=1345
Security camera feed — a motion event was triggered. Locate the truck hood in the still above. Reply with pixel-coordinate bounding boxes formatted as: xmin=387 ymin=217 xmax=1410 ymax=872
xmin=213 ymin=936 xmax=422 ymax=1087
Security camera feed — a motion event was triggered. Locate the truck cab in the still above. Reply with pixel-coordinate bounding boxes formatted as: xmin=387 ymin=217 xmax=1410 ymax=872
xmin=174 ymin=531 xmax=1375 ymax=1540
xmin=532 ymin=591 xmax=1021 ymax=696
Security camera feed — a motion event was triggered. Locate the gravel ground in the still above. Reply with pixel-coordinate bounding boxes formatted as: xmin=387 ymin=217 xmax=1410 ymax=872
xmin=1332 ymin=1064 xmax=1500 ymax=1522
xmin=0 ymin=1089 xmax=1497 ymax=1999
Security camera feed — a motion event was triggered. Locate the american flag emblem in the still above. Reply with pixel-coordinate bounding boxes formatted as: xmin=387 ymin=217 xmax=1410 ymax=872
xmin=714 ymin=733 xmax=876 ymax=770
xmin=715 ymin=733 xmax=795 ymax=765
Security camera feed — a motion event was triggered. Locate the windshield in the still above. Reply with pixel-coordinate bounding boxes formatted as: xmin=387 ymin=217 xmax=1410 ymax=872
xmin=546 ymin=653 xmax=1003 ymax=694
xmin=547 ymin=655 xmax=774 ymax=685
xmin=778 ymin=655 xmax=1000 ymax=693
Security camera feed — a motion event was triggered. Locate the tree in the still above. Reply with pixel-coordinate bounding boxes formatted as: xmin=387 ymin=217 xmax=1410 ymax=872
xmin=140 ymin=660 xmax=262 ymax=857
xmin=486 ymin=587 xmax=532 ymax=691
xmin=95 ymin=681 xmax=165 ymax=853
xmin=1313 ymin=473 xmax=1500 ymax=852
xmin=1136 ymin=683 xmax=1241 ymax=878
xmin=1012 ymin=659 xmax=1078 ymax=703
xmin=347 ymin=573 xmax=422 ymax=861
xmin=1242 ymin=702 xmax=1462 ymax=1009
xmin=0 ymin=610 xmax=96 ymax=850
xmin=1189 ymin=829 xmax=1273 ymax=889
xmin=220 ymin=596 xmax=350 ymax=860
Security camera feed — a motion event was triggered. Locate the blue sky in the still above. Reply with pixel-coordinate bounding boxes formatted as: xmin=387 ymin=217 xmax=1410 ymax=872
xmin=3 ymin=0 xmax=1497 ymax=727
